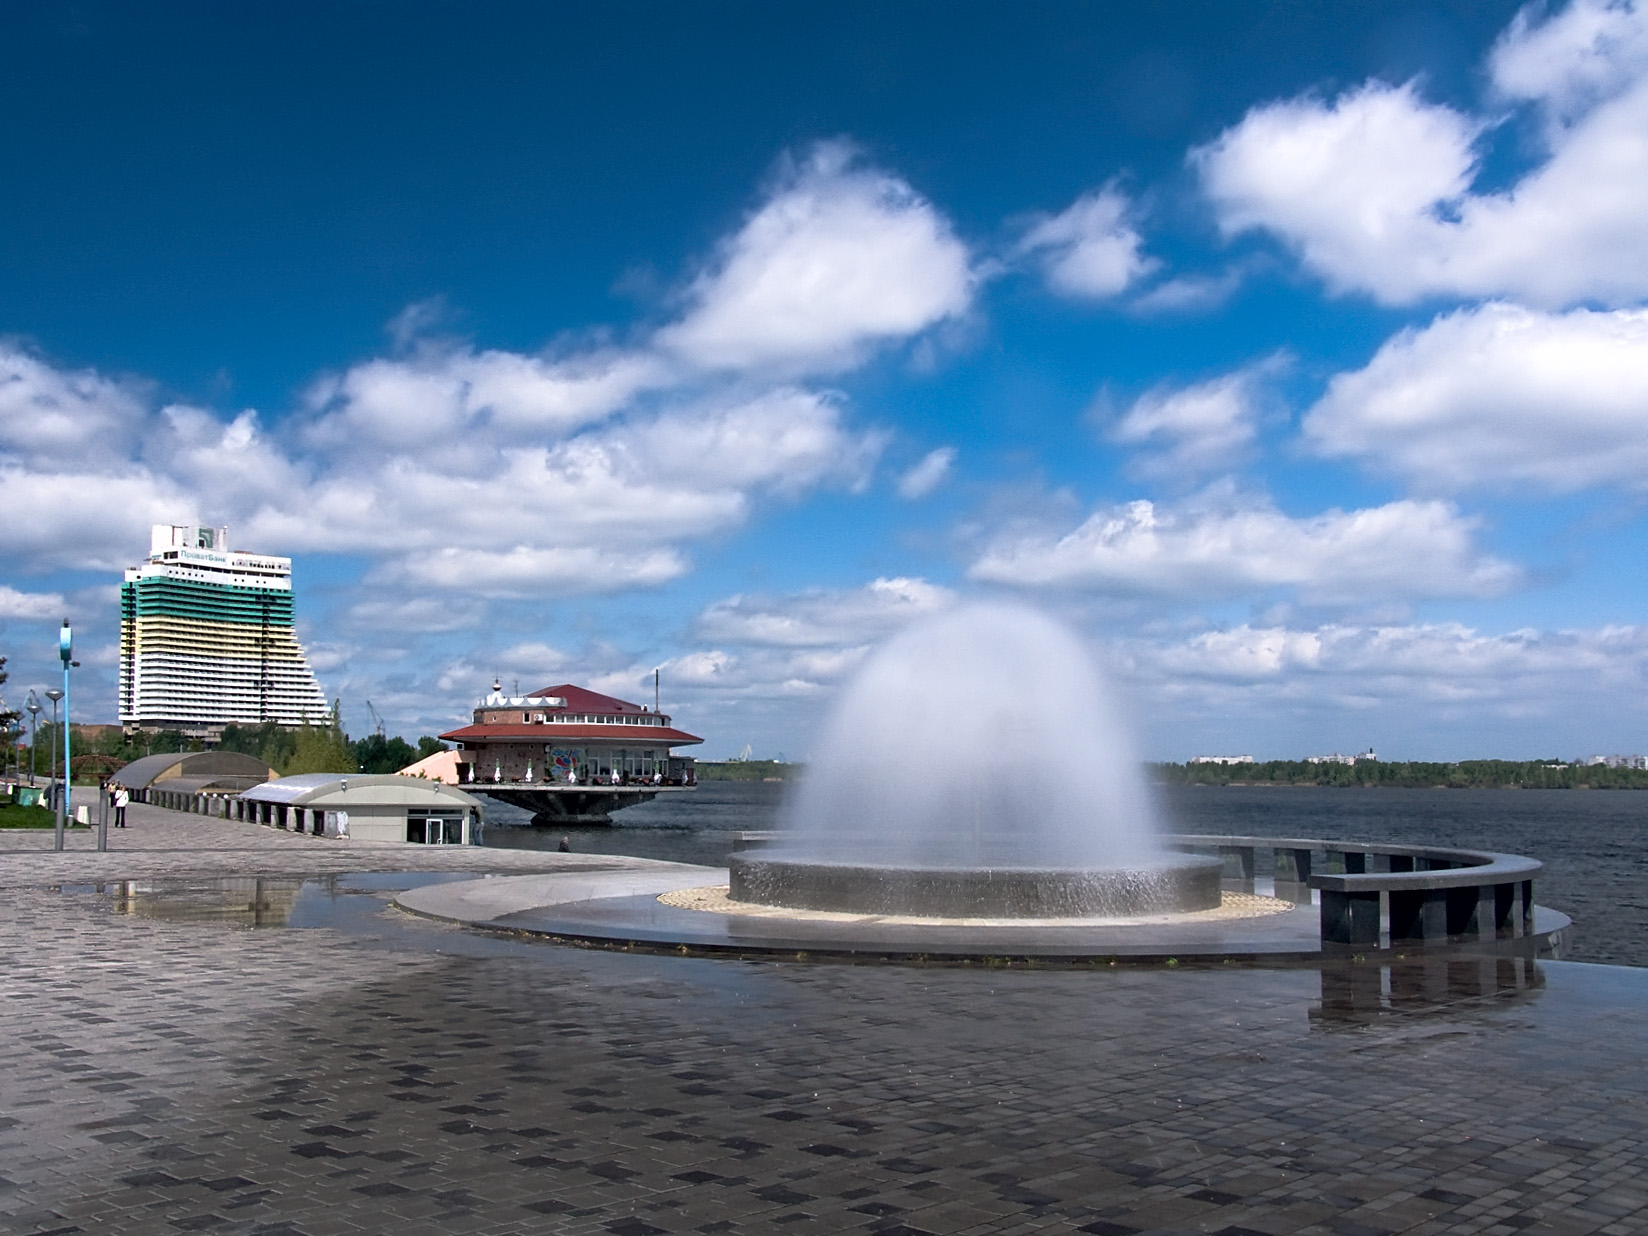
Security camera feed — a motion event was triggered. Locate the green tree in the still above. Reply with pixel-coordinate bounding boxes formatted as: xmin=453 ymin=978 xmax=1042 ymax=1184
xmin=284 ymin=712 xmax=356 ymax=775
xmin=352 ymin=733 xmax=419 ymax=774
xmin=416 ymin=735 xmax=447 ymax=760
xmin=0 ymin=656 xmax=22 ymax=777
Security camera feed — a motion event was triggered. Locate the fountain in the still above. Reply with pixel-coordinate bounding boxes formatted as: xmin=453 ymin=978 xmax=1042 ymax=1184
xmin=398 ymin=603 xmax=1569 ymax=964
xmin=727 ymin=604 xmax=1222 ymax=917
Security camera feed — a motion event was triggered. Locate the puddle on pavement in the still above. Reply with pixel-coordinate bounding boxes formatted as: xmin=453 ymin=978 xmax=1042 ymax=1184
xmin=56 ymin=872 xmax=483 ymax=930
xmin=45 ymin=874 xmax=1561 ymax=1025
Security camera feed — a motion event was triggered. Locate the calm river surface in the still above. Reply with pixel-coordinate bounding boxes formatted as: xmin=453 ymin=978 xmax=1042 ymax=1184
xmin=484 ymin=781 xmax=1648 ymax=967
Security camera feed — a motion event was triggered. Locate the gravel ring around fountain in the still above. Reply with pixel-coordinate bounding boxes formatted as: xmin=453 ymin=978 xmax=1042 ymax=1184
xmin=662 ymin=883 xmax=1295 ymax=926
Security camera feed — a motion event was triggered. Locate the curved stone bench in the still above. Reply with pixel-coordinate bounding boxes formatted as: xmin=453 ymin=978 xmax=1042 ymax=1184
xmin=1166 ymin=834 xmax=1541 ymax=949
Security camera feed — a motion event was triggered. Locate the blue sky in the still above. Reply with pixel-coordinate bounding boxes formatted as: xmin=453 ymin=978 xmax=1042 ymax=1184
xmin=5 ymin=0 xmax=1648 ymax=761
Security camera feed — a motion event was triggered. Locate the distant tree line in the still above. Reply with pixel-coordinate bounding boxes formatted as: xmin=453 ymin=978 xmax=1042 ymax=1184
xmin=9 ymin=710 xmax=446 ymax=782
xmin=215 ymin=719 xmax=446 ymax=776
xmin=696 ymin=759 xmax=796 ymax=782
xmin=1152 ymin=760 xmax=1648 ymax=790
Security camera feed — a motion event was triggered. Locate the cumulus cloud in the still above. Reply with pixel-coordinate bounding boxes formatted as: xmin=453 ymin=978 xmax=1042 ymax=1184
xmin=1108 ymin=356 xmax=1285 ymax=479
xmin=498 ymin=641 xmax=572 ymax=681
xmin=1194 ymin=82 xmax=1484 ymax=300
xmin=656 ymin=142 xmax=975 ymax=372
xmin=1133 ymin=620 xmax=1648 ymax=707
xmin=3 ymin=140 xmax=960 ymax=612
xmin=0 ymin=332 xmax=882 ymax=602
xmin=624 ymin=389 xmax=882 ymax=496
xmin=303 ymin=347 xmax=666 ymax=450
xmin=1305 ymin=303 xmax=1648 ymax=491
xmin=1491 ymin=0 xmax=1648 ymax=126
xmin=390 ymin=545 xmax=688 ymax=596
xmin=967 ymin=494 xmax=1520 ymax=602
xmin=0 ymin=464 xmax=189 ymax=571
xmin=1195 ymin=1 xmax=1648 ymax=306
xmin=1128 ymin=270 xmax=1241 ymax=314
xmin=0 ymin=343 xmax=148 ymax=465
xmin=342 ymin=594 xmax=481 ymax=636
xmin=1117 ymin=619 xmax=1648 ymax=756
xmin=896 ymin=446 xmax=957 ymax=499
xmin=0 ymin=585 xmax=67 ymax=620
xmin=1015 ymin=187 xmax=1156 ymax=299
xmin=695 ymin=576 xmax=955 ymax=648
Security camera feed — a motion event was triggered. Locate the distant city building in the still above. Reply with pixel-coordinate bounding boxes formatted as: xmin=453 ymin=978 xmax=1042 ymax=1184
xmin=1587 ymin=754 xmax=1648 ymax=769
xmin=1190 ymin=755 xmax=1254 ymax=765
xmin=119 ymin=524 xmax=328 ymax=735
xmin=1306 ymin=749 xmax=1378 ymax=765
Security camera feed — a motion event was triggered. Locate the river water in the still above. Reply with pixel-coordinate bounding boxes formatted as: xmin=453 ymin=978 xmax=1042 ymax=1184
xmin=483 ymin=781 xmax=1648 ymax=967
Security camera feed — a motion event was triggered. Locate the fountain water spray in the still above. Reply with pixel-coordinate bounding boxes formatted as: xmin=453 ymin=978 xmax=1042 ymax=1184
xmin=730 ymin=603 xmax=1220 ymax=917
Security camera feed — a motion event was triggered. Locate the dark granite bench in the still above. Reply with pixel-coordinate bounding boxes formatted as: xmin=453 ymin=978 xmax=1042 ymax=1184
xmin=1165 ymin=834 xmax=1540 ymax=949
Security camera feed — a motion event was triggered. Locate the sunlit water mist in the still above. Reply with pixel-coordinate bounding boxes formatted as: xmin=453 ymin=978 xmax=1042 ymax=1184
xmin=774 ymin=603 xmax=1163 ymax=870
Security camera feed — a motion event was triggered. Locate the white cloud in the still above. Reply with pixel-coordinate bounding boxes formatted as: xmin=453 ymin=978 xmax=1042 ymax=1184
xmin=0 ymin=585 xmax=66 ymax=620
xmin=622 ymin=389 xmax=881 ymax=496
xmin=0 ymin=464 xmax=188 ymax=572
xmin=1135 ymin=619 xmax=1648 ymax=697
xmin=345 ymin=595 xmax=485 ymax=634
xmin=2 ymin=138 xmax=958 ymax=616
xmin=498 ymin=642 xmax=572 ymax=685
xmin=695 ymin=576 xmax=955 ymax=647
xmin=1109 ymin=357 xmax=1284 ymax=479
xmin=656 ymin=142 xmax=975 ymax=372
xmin=0 ymin=343 xmax=148 ymax=466
xmin=1196 ymin=1 xmax=1648 ymax=307
xmin=1120 ymin=618 xmax=1648 ymax=757
xmin=1491 ymin=0 xmax=1648 ymax=127
xmin=1305 ymin=302 xmax=1648 ymax=491
xmin=967 ymin=494 xmax=1520 ymax=602
xmin=663 ymin=649 xmax=742 ymax=686
xmin=389 ymin=545 xmax=689 ymax=597
xmin=0 ymin=341 xmax=885 ymax=608
xmin=896 ymin=446 xmax=956 ymax=499
xmin=304 ymin=347 xmax=666 ymax=450
xmin=1128 ymin=270 xmax=1241 ymax=314
xmin=1194 ymin=82 xmax=1484 ymax=302
xmin=1015 ymin=187 xmax=1156 ymax=299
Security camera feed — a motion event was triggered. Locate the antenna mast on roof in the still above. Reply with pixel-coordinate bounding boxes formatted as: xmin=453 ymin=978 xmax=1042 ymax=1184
xmin=654 ymin=668 xmax=660 ymax=713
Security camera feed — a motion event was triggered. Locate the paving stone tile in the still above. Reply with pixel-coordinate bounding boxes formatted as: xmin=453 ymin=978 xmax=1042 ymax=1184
xmin=3 ymin=806 xmax=1648 ymax=1235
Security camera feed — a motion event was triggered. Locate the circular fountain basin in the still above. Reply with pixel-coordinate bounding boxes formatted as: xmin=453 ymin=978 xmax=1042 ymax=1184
xmin=727 ymin=851 xmax=1224 ymax=918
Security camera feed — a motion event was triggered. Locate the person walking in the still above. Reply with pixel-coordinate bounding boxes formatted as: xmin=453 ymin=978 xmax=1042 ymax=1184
xmin=113 ymin=785 xmax=129 ymax=828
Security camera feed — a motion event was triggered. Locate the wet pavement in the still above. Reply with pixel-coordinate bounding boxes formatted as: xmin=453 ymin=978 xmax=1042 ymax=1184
xmin=4 ymin=804 xmax=1648 ymax=1235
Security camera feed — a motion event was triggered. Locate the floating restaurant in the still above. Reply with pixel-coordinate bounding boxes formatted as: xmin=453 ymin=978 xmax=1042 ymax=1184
xmin=439 ymin=682 xmax=703 ymax=824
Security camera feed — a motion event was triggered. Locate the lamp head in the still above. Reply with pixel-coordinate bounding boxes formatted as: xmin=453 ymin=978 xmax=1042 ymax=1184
xmin=59 ymin=620 xmax=72 ymax=666
xmin=44 ymin=688 xmax=63 ymax=704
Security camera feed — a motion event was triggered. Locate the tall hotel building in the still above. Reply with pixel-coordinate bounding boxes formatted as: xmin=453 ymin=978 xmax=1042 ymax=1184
xmin=119 ymin=524 xmax=329 ymax=734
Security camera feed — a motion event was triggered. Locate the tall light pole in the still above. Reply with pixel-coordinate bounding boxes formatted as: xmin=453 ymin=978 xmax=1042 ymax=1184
xmin=55 ymin=621 xmax=72 ymax=852
xmin=44 ymin=687 xmax=62 ymax=814
xmin=24 ymin=693 xmax=40 ymax=787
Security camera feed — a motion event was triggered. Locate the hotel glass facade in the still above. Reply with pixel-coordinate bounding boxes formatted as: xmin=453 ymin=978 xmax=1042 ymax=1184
xmin=119 ymin=524 xmax=329 ymax=731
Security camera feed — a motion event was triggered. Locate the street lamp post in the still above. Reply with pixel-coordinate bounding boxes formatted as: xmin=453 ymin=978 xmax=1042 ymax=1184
xmin=44 ymin=688 xmax=62 ymax=817
xmin=55 ymin=621 xmax=72 ymax=852
xmin=24 ymin=693 xmax=40 ymax=787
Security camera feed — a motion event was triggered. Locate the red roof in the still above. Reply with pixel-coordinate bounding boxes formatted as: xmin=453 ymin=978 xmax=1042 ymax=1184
xmin=439 ymin=722 xmax=703 ymax=746
xmin=528 ymin=684 xmax=651 ymax=714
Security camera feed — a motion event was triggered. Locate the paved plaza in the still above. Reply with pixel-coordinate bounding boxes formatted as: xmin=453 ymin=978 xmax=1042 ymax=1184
xmin=3 ymin=804 xmax=1648 ymax=1235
